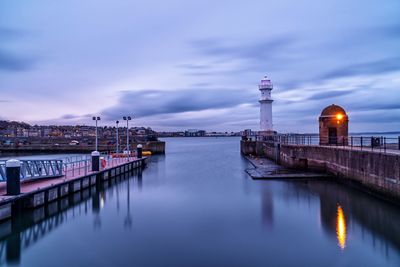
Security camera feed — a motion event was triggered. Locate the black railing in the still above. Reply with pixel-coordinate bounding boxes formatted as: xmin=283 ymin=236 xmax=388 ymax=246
xmin=244 ymin=134 xmax=400 ymax=154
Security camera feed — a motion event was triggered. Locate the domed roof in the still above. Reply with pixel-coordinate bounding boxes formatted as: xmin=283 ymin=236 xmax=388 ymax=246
xmin=321 ymin=104 xmax=347 ymax=117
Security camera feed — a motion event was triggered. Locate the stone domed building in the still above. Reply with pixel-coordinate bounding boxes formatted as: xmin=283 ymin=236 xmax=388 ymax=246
xmin=319 ymin=104 xmax=349 ymax=145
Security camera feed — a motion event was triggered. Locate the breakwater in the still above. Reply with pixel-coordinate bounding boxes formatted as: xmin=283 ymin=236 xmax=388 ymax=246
xmin=241 ymin=140 xmax=400 ymax=202
xmin=0 ymin=140 xmax=165 ymax=154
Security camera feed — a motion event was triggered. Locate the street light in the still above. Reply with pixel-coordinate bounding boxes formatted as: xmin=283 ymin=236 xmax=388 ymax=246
xmin=92 ymin=116 xmax=101 ymax=151
xmin=123 ymin=116 xmax=132 ymax=153
xmin=116 ymin=120 xmax=119 ymax=153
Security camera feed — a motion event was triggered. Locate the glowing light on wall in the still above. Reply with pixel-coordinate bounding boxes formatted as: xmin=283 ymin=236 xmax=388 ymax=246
xmin=336 ymin=205 xmax=347 ymax=250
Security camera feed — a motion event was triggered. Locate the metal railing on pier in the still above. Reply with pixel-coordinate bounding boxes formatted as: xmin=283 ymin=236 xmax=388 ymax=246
xmin=61 ymin=154 xmax=135 ymax=179
xmin=0 ymin=160 xmax=63 ymax=181
xmin=246 ymin=134 xmax=400 ymax=154
xmin=0 ymin=152 xmax=140 ymax=181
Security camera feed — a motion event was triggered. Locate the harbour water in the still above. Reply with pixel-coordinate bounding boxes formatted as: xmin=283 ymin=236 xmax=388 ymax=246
xmin=0 ymin=137 xmax=399 ymax=267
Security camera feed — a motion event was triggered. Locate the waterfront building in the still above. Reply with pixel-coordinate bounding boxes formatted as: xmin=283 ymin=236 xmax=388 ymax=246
xmin=259 ymin=76 xmax=273 ymax=132
xmin=184 ymin=129 xmax=206 ymax=137
xmin=319 ymin=104 xmax=349 ymax=145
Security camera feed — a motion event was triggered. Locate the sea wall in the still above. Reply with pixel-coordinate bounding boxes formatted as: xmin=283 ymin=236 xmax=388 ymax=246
xmin=0 ymin=141 xmax=166 ymax=154
xmin=141 ymin=141 xmax=165 ymax=154
xmin=241 ymin=140 xmax=400 ymax=201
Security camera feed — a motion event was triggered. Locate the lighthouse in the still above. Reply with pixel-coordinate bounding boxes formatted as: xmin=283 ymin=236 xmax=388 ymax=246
xmin=259 ymin=76 xmax=273 ymax=131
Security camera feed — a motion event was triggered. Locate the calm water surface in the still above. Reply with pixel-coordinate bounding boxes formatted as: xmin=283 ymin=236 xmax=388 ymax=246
xmin=1 ymin=137 xmax=399 ymax=267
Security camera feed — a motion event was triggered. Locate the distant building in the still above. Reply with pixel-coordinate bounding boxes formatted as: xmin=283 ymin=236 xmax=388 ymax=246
xmin=27 ymin=129 xmax=41 ymax=137
xmin=42 ymin=127 xmax=52 ymax=137
xmin=243 ymin=129 xmax=253 ymax=136
xmin=0 ymin=129 xmax=14 ymax=137
xmin=184 ymin=129 xmax=206 ymax=137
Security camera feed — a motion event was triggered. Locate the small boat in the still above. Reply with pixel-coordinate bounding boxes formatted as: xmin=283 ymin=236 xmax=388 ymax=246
xmin=142 ymin=151 xmax=152 ymax=156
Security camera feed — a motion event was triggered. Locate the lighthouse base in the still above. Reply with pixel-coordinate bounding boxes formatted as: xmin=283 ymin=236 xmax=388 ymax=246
xmin=258 ymin=130 xmax=276 ymax=136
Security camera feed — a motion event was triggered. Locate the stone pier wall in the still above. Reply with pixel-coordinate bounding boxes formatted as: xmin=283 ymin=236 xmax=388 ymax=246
xmin=241 ymin=140 xmax=400 ymax=201
xmin=140 ymin=141 xmax=165 ymax=154
xmin=0 ymin=141 xmax=166 ymax=154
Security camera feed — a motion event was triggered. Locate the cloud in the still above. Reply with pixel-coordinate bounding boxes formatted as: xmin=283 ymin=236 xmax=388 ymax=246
xmin=351 ymin=101 xmax=400 ymax=112
xmin=0 ymin=27 xmax=26 ymax=41
xmin=0 ymin=50 xmax=35 ymax=71
xmin=60 ymin=114 xmax=85 ymax=120
xmin=191 ymin=36 xmax=295 ymax=61
xmin=372 ymin=24 xmax=400 ymax=39
xmin=0 ymin=26 xmax=35 ymax=71
xmin=186 ymin=23 xmax=400 ymax=89
xmin=101 ymin=88 xmax=256 ymax=120
xmin=307 ymin=90 xmax=355 ymax=100
xmin=176 ymin=63 xmax=209 ymax=70
xmin=350 ymin=109 xmax=400 ymax=124
xmin=190 ymin=82 xmax=213 ymax=87
xmin=185 ymin=36 xmax=297 ymax=76
xmin=321 ymin=57 xmax=400 ymax=80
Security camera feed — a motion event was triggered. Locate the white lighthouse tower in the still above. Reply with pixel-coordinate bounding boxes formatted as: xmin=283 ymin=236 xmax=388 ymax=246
xmin=259 ymin=76 xmax=273 ymax=131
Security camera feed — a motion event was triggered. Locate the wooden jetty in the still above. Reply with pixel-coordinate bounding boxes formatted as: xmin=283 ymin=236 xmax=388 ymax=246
xmin=0 ymin=156 xmax=148 ymax=221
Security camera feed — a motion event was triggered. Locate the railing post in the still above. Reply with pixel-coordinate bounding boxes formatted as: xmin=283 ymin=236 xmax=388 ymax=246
xmin=371 ymin=136 xmax=374 ymax=151
xmin=360 ymin=137 xmax=363 ymax=150
xmin=85 ymin=159 xmax=88 ymax=176
xmin=137 ymin=144 xmax=143 ymax=159
xmin=398 ymin=136 xmax=400 ymax=150
xmin=384 ymin=137 xmax=386 ymax=153
xmin=91 ymin=151 xmax=100 ymax=172
xmin=6 ymin=159 xmax=21 ymax=195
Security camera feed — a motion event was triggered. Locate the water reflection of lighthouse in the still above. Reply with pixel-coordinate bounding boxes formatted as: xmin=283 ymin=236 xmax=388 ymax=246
xmin=261 ymin=185 xmax=274 ymax=228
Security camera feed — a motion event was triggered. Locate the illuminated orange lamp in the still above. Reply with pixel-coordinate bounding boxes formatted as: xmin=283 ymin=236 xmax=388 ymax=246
xmin=336 ymin=205 xmax=347 ymax=250
xmin=336 ymin=113 xmax=343 ymax=124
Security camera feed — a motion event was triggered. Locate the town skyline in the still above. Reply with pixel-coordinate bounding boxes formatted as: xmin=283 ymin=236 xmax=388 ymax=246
xmin=1 ymin=119 xmax=399 ymax=137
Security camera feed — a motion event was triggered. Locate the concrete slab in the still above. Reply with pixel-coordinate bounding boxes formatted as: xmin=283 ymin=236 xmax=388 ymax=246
xmin=245 ymin=156 xmax=330 ymax=180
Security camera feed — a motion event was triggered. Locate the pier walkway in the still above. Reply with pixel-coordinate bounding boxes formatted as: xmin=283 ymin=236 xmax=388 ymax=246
xmin=0 ymin=156 xmax=148 ymax=221
xmin=0 ymin=157 xmax=134 ymax=202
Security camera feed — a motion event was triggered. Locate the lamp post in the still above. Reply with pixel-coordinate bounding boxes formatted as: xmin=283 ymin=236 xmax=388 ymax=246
xmin=123 ymin=116 xmax=132 ymax=153
xmin=116 ymin=120 xmax=119 ymax=153
xmin=92 ymin=116 xmax=101 ymax=151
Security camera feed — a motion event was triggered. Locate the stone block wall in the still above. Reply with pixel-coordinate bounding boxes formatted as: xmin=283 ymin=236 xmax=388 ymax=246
xmin=279 ymin=145 xmax=400 ymax=201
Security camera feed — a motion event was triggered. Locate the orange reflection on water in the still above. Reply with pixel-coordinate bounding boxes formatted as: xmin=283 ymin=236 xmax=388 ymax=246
xmin=336 ymin=205 xmax=347 ymax=250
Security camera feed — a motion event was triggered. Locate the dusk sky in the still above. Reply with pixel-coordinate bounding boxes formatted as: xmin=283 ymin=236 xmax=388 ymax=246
xmin=0 ymin=0 xmax=399 ymax=132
